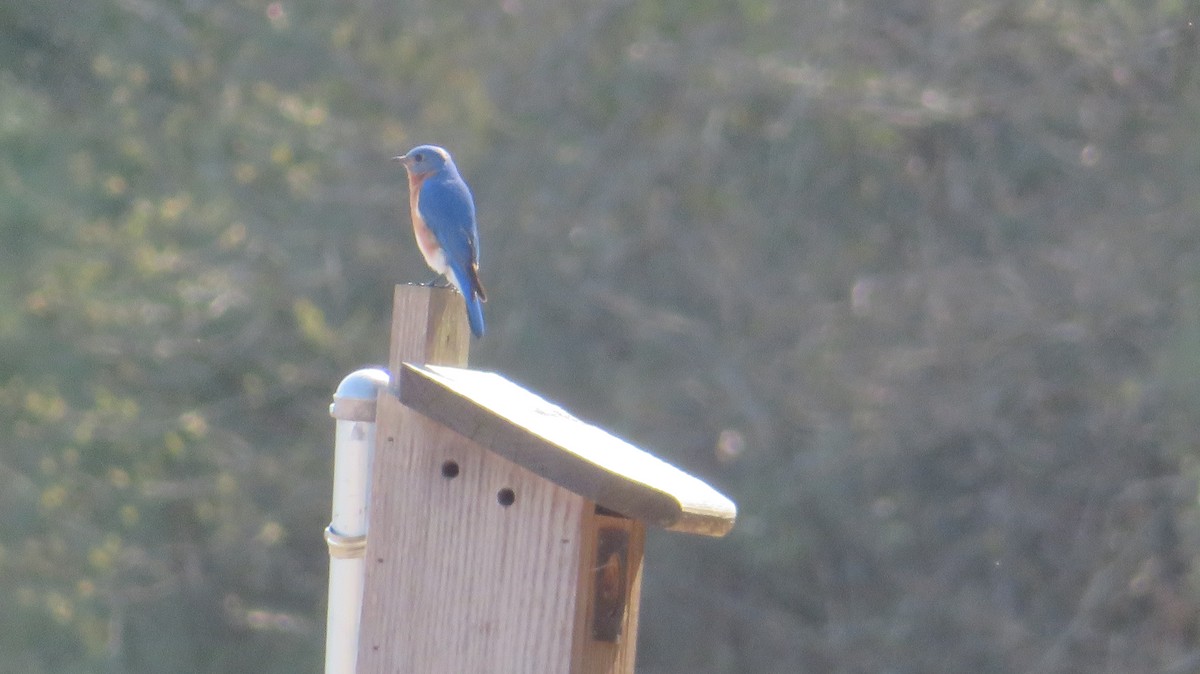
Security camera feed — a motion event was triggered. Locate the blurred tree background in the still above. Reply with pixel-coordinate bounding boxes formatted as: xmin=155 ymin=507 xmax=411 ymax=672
xmin=2 ymin=0 xmax=1200 ymax=671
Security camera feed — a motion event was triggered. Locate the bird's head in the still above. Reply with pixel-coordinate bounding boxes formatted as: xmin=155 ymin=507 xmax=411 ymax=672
xmin=393 ymin=145 xmax=452 ymax=176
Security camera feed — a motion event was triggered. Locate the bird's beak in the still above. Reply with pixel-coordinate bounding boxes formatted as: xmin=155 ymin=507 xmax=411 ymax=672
xmin=392 ymin=155 xmax=408 ymax=165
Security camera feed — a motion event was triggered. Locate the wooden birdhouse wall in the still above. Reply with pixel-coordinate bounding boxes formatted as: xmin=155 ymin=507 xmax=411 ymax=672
xmin=575 ymin=511 xmax=645 ymax=674
xmin=357 ymin=401 xmax=645 ymax=673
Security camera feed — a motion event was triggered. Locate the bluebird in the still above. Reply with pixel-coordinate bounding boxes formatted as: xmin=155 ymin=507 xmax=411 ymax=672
xmin=394 ymin=144 xmax=487 ymax=337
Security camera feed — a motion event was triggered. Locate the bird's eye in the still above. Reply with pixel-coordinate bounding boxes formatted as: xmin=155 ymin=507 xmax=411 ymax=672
xmin=413 ymin=153 xmax=424 ymax=162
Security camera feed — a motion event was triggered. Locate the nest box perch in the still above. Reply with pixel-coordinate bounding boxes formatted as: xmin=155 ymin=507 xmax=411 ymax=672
xmin=354 ymin=285 xmax=737 ymax=674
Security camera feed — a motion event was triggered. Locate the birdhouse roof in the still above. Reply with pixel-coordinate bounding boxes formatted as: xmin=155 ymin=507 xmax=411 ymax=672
xmin=396 ymin=363 xmax=737 ymax=537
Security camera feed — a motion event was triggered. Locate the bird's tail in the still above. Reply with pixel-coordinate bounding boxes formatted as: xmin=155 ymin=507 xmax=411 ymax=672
xmin=464 ymin=290 xmax=485 ymax=338
xmin=449 ymin=263 xmax=486 ymax=338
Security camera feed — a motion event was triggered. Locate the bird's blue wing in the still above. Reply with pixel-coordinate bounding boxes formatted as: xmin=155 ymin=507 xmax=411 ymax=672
xmin=417 ymin=172 xmax=479 ymax=268
xmin=418 ymin=171 xmax=486 ymax=337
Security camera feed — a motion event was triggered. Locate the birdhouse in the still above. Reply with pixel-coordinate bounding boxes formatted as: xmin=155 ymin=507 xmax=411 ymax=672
xmin=350 ymin=286 xmax=737 ymax=674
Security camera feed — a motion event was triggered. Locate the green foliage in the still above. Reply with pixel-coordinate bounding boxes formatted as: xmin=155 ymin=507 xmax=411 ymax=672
xmin=3 ymin=0 xmax=1200 ymax=671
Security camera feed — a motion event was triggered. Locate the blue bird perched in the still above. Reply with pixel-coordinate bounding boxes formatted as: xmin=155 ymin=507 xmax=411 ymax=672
xmin=394 ymin=144 xmax=487 ymax=338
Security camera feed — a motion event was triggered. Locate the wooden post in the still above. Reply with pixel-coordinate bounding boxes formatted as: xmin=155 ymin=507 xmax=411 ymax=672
xmin=358 ymin=284 xmax=473 ymax=670
xmin=378 ymin=284 xmax=472 ymax=370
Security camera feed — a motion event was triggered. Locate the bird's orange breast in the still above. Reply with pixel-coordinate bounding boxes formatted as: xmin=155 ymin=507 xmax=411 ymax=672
xmin=407 ymin=173 xmax=445 ymax=273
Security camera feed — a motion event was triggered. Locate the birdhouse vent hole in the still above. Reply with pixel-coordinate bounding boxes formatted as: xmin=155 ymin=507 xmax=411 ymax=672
xmin=497 ymin=488 xmax=516 ymax=506
xmin=440 ymin=460 xmax=460 ymax=479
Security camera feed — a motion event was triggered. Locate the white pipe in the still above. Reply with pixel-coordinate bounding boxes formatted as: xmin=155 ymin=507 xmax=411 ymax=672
xmin=325 ymin=368 xmax=389 ymax=674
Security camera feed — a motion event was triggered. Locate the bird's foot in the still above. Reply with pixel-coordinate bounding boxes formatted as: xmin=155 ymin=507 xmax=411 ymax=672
xmin=421 ymin=272 xmax=449 ymax=288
